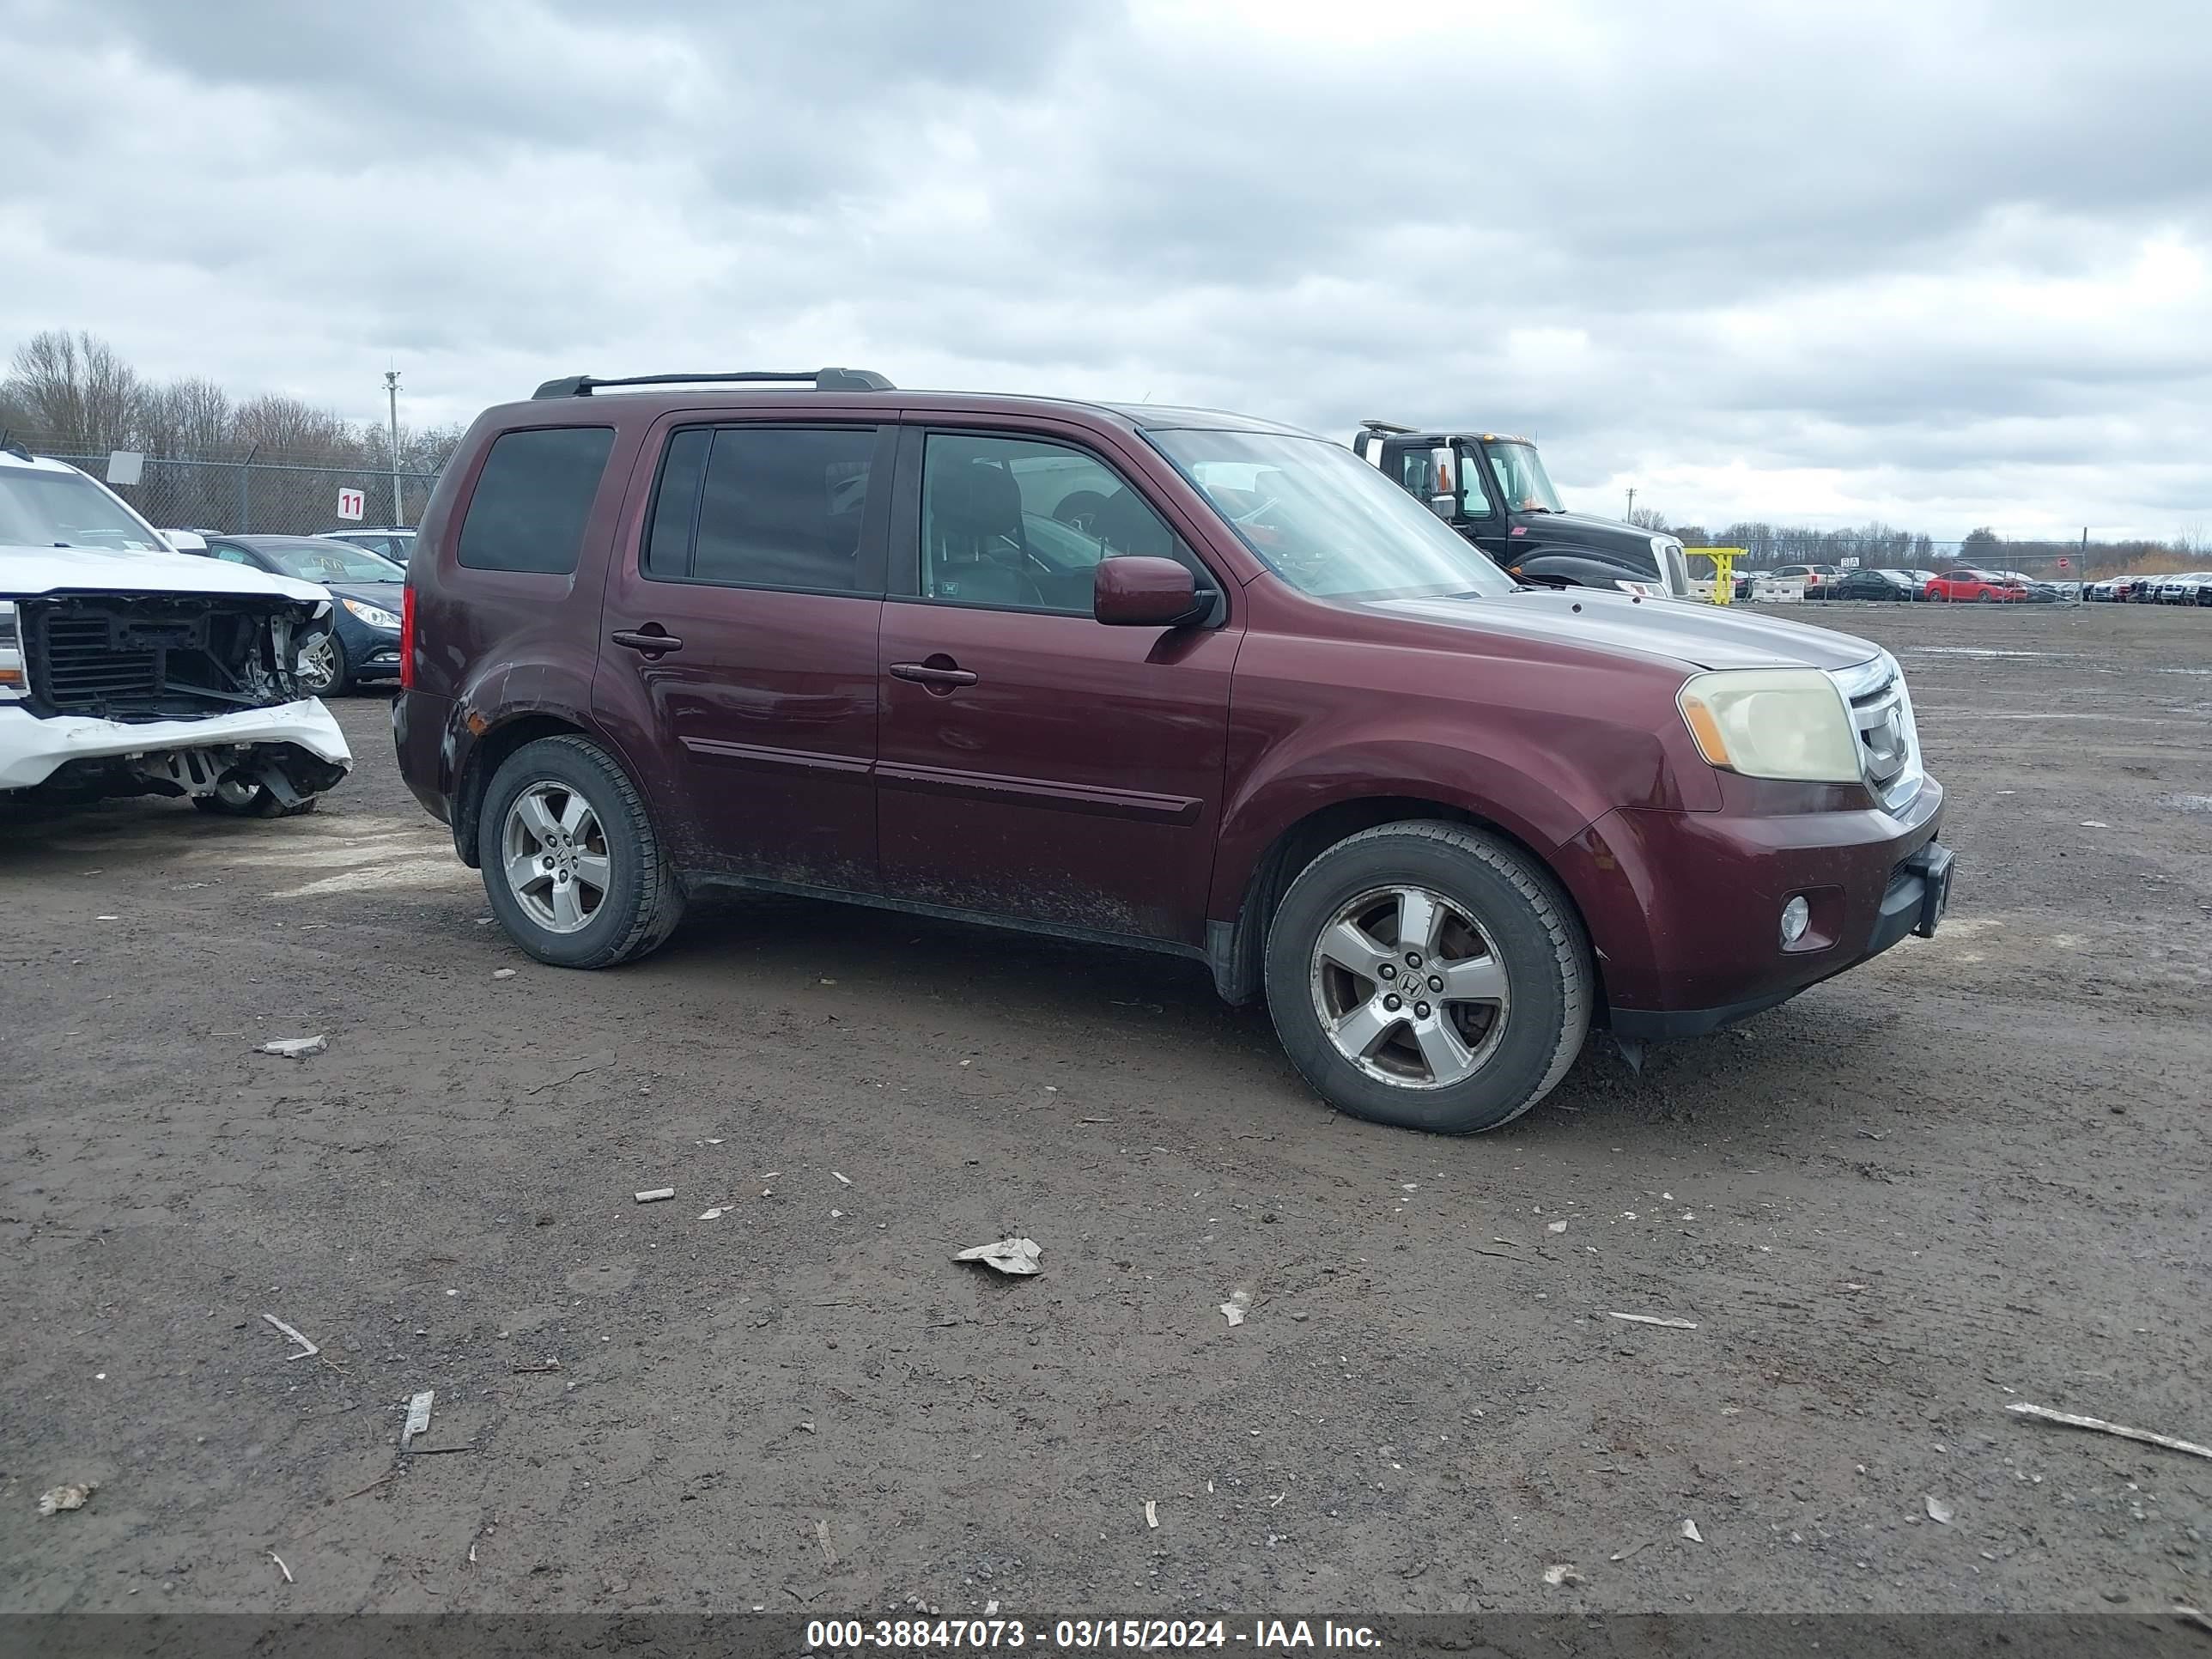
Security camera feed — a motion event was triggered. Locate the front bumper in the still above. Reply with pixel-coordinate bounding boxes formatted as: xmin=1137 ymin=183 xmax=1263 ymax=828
xmin=1562 ymin=775 xmax=1948 ymax=1042
xmin=0 ymin=697 xmax=353 ymax=792
xmin=335 ymin=615 xmax=404 ymax=681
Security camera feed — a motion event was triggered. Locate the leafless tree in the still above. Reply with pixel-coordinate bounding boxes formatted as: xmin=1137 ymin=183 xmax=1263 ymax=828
xmin=141 ymin=376 xmax=235 ymax=459
xmin=231 ymin=393 xmax=356 ymax=463
xmin=3 ymin=330 xmax=146 ymax=453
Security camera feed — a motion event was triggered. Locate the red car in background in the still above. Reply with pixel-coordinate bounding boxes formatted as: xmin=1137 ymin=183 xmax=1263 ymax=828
xmin=1923 ymin=568 xmax=2025 ymax=603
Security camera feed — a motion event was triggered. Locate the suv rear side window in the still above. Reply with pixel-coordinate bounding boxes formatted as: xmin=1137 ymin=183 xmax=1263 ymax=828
xmin=458 ymin=426 xmax=615 ymax=574
xmin=645 ymin=425 xmax=879 ymax=594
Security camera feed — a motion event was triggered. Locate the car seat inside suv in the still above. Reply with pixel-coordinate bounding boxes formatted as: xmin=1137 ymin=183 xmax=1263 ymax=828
xmin=927 ymin=457 xmax=1039 ymax=607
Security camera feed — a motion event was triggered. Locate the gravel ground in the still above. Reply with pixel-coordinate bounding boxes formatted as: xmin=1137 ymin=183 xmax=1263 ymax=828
xmin=2 ymin=600 xmax=2207 ymax=1618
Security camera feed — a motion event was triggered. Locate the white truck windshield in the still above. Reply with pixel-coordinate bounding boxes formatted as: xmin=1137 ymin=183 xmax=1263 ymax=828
xmin=0 ymin=465 xmax=167 ymax=551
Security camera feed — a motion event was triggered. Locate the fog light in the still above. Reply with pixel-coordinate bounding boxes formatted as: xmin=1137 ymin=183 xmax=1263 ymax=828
xmin=1780 ymin=894 xmax=1812 ymax=946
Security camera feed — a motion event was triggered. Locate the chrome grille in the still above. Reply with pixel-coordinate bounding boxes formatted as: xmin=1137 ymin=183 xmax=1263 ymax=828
xmin=1832 ymin=653 xmax=1922 ymax=810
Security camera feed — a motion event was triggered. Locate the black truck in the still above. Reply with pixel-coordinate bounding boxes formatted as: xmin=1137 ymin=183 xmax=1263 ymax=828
xmin=1353 ymin=421 xmax=1692 ymax=598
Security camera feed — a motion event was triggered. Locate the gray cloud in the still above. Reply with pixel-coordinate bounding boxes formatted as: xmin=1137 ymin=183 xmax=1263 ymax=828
xmin=3 ymin=0 xmax=2209 ymax=538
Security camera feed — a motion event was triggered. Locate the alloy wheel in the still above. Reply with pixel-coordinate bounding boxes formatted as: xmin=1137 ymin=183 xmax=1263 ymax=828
xmin=297 ymin=634 xmax=337 ymax=694
xmin=1309 ymin=884 xmax=1510 ymax=1088
xmin=501 ymin=781 xmax=611 ymax=934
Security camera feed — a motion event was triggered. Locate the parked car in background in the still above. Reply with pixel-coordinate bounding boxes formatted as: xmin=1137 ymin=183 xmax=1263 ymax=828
xmin=193 ymin=535 xmax=405 ymax=694
xmin=393 ymin=366 xmax=1950 ymax=1136
xmin=2154 ymin=572 xmax=2212 ymax=605
xmin=1771 ymin=563 xmax=1844 ymax=597
xmin=1923 ymin=568 xmax=2024 ymax=603
xmin=2 ymin=447 xmax=351 ymax=815
xmin=320 ymin=527 xmax=416 ymax=565
xmin=1826 ymin=568 xmax=1917 ymax=602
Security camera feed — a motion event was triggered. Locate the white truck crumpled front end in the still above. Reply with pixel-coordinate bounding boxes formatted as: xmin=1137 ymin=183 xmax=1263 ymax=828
xmin=0 ymin=453 xmax=356 ymax=812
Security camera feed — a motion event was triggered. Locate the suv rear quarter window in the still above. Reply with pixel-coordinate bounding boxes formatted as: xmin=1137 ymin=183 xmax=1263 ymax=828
xmin=458 ymin=425 xmax=616 ymax=574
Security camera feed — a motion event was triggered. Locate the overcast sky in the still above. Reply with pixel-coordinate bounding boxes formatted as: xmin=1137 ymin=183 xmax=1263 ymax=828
xmin=5 ymin=0 xmax=2209 ymax=541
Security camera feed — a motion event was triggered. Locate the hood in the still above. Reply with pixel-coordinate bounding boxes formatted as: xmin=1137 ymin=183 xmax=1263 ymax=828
xmin=1369 ymin=587 xmax=1880 ymax=673
xmin=0 ymin=543 xmax=328 ymax=607
xmin=1514 ymin=507 xmax=1655 ymax=551
xmin=326 ymin=579 xmax=404 ymax=612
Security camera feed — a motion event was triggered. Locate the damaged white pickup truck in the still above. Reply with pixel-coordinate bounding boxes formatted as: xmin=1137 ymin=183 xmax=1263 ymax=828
xmin=1 ymin=448 xmax=353 ymax=817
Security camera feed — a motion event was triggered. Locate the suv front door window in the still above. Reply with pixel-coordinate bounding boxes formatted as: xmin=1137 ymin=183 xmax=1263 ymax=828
xmin=877 ymin=428 xmax=1241 ymax=943
xmin=917 ymin=432 xmax=1212 ymax=613
xmin=592 ymin=420 xmax=893 ymax=886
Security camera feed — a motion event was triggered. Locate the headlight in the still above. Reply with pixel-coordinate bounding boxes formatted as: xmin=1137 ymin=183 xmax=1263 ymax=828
xmin=1677 ymin=668 xmax=1861 ymax=783
xmin=0 ymin=599 xmax=22 ymax=698
xmin=342 ymin=597 xmax=402 ymax=630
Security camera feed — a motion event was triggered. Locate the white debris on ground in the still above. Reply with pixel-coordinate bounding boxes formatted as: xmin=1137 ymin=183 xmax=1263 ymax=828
xmin=953 ymin=1237 xmax=1042 ymax=1276
xmin=37 ymin=1482 xmax=96 ymax=1517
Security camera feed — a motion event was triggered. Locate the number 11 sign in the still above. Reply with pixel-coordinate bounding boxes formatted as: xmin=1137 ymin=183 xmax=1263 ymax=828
xmin=336 ymin=487 xmax=365 ymax=522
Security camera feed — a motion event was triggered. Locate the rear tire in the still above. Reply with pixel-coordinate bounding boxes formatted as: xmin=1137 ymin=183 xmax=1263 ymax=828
xmin=477 ymin=734 xmax=684 ymax=969
xmin=1263 ymin=821 xmax=1591 ymax=1133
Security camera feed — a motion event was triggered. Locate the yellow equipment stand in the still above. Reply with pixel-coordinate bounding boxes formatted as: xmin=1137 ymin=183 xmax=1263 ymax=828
xmin=1686 ymin=546 xmax=1743 ymax=605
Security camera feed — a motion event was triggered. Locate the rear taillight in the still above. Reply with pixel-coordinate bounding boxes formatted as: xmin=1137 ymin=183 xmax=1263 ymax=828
xmin=399 ymin=585 xmax=416 ymax=690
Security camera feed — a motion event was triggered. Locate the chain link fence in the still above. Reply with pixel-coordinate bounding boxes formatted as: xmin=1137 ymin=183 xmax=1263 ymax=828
xmin=51 ymin=452 xmax=441 ymax=537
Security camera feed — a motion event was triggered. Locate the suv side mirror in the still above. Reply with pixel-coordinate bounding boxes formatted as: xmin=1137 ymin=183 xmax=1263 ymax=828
xmin=1094 ymin=556 xmax=1204 ymax=627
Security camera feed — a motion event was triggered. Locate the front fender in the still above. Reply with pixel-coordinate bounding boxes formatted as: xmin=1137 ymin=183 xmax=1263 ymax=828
xmin=1211 ymin=732 xmax=1597 ymax=925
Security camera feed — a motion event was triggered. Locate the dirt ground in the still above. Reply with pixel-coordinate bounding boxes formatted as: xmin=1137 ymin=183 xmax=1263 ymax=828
xmin=3 ymin=600 xmax=2207 ymax=1619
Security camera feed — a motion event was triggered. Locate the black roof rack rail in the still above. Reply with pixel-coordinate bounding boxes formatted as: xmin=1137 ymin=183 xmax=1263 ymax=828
xmin=1358 ymin=418 xmax=1417 ymax=435
xmin=532 ymin=368 xmax=894 ymax=399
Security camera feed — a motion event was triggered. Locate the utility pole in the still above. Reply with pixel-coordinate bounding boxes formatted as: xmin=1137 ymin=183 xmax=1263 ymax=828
xmin=384 ymin=368 xmax=404 ymax=527
xmin=1625 ymin=486 xmax=1636 ymax=521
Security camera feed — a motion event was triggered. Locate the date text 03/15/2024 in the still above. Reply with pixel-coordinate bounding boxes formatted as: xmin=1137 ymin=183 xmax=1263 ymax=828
xmin=805 ymin=1620 xmax=1382 ymax=1650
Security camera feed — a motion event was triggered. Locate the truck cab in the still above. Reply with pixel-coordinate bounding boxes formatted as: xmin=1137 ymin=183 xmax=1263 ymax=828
xmin=1353 ymin=421 xmax=1692 ymax=599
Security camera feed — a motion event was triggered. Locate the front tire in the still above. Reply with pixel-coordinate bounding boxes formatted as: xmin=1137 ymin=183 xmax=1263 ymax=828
xmin=477 ymin=735 xmax=685 ymax=969
xmin=298 ymin=631 xmax=349 ymax=696
xmin=1263 ymin=821 xmax=1591 ymax=1133
xmin=192 ymin=774 xmax=319 ymax=819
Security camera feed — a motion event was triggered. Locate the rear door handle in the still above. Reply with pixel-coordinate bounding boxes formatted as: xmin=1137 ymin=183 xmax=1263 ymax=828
xmin=890 ymin=660 xmax=979 ymax=689
xmin=611 ymin=627 xmax=682 ymax=654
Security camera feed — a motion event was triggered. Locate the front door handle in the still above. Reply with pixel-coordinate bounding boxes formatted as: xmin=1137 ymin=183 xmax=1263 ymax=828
xmin=890 ymin=659 xmax=979 ymax=690
xmin=611 ymin=626 xmax=683 ymax=655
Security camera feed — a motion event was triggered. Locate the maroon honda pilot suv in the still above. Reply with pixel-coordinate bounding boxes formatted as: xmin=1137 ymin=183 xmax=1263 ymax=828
xmin=394 ymin=369 xmax=1951 ymax=1133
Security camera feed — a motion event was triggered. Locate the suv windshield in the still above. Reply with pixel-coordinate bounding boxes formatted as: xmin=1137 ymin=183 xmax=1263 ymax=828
xmin=1149 ymin=429 xmax=1515 ymax=601
xmin=1485 ymin=442 xmax=1563 ymax=514
xmin=255 ymin=539 xmax=404 ymax=584
xmin=0 ymin=465 xmax=167 ymax=550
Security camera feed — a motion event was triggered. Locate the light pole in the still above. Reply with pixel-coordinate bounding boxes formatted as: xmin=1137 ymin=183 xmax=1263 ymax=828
xmin=384 ymin=368 xmax=403 ymax=526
